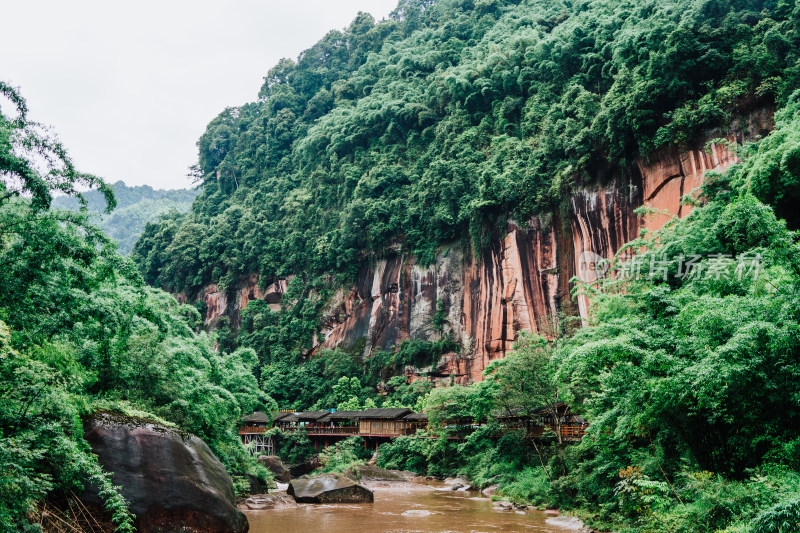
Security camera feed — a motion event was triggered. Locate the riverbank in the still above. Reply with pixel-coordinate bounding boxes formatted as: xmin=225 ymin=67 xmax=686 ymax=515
xmin=241 ymin=474 xmax=592 ymax=533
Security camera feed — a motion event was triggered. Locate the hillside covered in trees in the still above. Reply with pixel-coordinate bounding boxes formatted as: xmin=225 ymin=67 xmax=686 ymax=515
xmin=131 ymin=0 xmax=800 ymax=530
xmin=134 ymin=0 xmax=799 ymax=293
xmin=53 ymin=181 xmax=198 ymax=254
xmin=3 ymin=0 xmax=800 ymax=531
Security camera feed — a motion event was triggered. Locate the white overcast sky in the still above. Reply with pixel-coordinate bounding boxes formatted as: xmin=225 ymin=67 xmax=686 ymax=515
xmin=0 ymin=0 xmax=399 ymax=190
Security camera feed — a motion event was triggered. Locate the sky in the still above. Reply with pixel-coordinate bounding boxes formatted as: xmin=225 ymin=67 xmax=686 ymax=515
xmin=0 ymin=0 xmax=399 ymax=190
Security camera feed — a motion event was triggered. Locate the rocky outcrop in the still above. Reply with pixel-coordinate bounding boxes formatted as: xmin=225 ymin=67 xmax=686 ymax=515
xmin=193 ymin=109 xmax=773 ymax=384
xmin=314 ymin=109 xmax=773 ymax=382
xmin=186 ymin=275 xmax=288 ymax=327
xmin=545 ymin=515 xmax=592 ymax=531
xmin=258 ymin=455 xmax=292 ymax=483
xmin=83 ymin=413 xmax=248 ymax=533
xmin=287 ymin=474 xmax=374 ymax=503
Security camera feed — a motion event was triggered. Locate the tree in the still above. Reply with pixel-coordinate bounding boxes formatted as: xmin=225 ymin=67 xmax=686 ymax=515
xmin=0 ymin=81 xmax=114 ymax=211
xmin=488 ymin=332 xmax=566 ymax=477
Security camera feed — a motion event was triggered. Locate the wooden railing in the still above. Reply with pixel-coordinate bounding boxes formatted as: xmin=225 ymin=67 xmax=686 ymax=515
xmin=239 ymin=426 xmax=268 ymax=434
xmin=242 ymin=421 xmax=585 ymax=440
xmin=559 ymin=424 xmax=587 ymax=441
xmin=501 ymin=422 xmax=587 ymax=441
xmin=307 ymin=426 xmax=358 ymax=435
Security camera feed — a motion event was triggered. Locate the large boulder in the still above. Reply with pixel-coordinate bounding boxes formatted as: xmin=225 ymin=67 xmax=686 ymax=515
xmin=287 ymin=474 xmax=374 ymax=503
xmin=258 ymin=455 xmax=291 ymax=483
xmin=343 ymin=465 xmax=408 ymax=482
xmin=83 ymin=413 xmax=248 ymax=533
xmin=288 ymin=456 xmax=322 ymax=478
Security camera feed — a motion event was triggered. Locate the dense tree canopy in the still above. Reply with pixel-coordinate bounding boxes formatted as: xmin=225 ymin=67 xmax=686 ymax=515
xmin=134 ymin=0 xmax=800 ymax=298
xmin=0 ymin=86 xmax=271 ymax=531
xmin=128 ymin=3 xmax=800 ymax=451
xmin=53 ymin=181 xmax=199 ymax=254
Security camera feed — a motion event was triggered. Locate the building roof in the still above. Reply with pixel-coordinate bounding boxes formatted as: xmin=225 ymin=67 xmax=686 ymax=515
xmin=241 ymin=411 xmax=272 ymax=424
xmin=357 ymin=408 xmax=412 ymax=419
xmin=295 ymin=410 xmax=331 ymax=421
xmin=324 ymin=410 xmax=366 ymax=420
xmin=403 ymin=412 xmax=428 ymax=421
xmin=242 ymin=410 xmax=296 ymax=424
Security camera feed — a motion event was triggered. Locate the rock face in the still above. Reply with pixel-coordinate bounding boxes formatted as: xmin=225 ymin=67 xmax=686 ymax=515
xmin=313 ymin=109 xmax=773 ymax=383
xmin=258 ymin=455 xmax=292 ymax=483
xmin=179 ymin=274 xmax=289 ymax=328
xmin=193 ymin=108 xmax=773 ymax=384
xmin=287 ymin=474 xmax=374 ymax=503
xmin=83 ymin=414 xmax=248 ymax=533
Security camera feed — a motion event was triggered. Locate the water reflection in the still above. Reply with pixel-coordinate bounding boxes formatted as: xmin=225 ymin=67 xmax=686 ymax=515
xmin=245 ymin=481 xmax=568 ymax=533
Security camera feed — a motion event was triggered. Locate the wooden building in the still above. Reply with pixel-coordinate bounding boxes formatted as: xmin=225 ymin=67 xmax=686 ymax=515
xmin=356 ymin=408 xmax=413 ymax=437
xmin=314 ymin=410 xmax=361 ymax=435
xmin=275 ymin=410 xmax=330 ymax=431
xmin=402 ymin=411 xmax=428 ymax=433
xmin=238 ymin=411 xmax=282 ymax=455
xmin=495 ymin=403 xmax=588 ymax=442
xmin=237 ymin=403 xmax=585 ymax=455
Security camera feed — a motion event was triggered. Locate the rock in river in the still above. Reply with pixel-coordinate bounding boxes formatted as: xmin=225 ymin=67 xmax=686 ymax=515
xmin=342 ymin=464 xmax=408 ymax=482
xmin=83 ymin=413 xmax=248 ymax=533
xmin=243 ymin=493 xmax=297 ymax=511
xmin=288 ymin=474 xmax=374 ymax=504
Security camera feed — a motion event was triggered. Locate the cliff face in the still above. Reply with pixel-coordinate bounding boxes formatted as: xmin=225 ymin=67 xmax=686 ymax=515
xmin=200 ymin=110 xmax=773 ymax=384
xmin=183 ymin=275 xmax=287 ymax=329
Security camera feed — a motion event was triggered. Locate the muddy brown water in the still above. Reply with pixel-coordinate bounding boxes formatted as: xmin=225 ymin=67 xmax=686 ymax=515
xmin=244 ymin=481 xmax=570 ymax=532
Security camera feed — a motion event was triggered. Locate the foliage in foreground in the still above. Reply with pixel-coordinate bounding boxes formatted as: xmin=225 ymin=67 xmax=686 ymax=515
xmin=319 ymin=436 xmax=373 ymax=474
xmin=0 ymin=83 xmax=271 ymax=530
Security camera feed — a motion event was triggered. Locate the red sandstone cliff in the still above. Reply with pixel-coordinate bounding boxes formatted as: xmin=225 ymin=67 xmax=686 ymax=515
xmin=196 ymin=109 xmax=773 ymax=384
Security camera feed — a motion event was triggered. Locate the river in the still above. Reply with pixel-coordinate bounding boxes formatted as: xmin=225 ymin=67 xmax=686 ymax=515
xmin=244 ymin=480 xmax=575 ymax=532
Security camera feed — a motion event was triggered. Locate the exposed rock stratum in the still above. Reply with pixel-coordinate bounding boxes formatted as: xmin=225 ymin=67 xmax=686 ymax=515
xmin=191 ymin=109 xmax=773 ymax=384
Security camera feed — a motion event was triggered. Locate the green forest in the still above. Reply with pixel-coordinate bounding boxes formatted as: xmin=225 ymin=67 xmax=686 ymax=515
xmin=53 ymin=182 xmax=198 ymax=254
xmin=0 ymin=82 xmax=271 ymax=530
xmin=3 ymin=0 xmax=800 ymax=531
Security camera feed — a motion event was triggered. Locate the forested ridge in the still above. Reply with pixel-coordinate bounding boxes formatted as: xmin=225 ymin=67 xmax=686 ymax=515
xmin=134 ymin=0 xmax=799 ymax=294
xmin=131 ymin=0 xmax=800 ymax=530
xmin=53 ymin=182 xmax=198 ymax=254
xmin=2 ymin=0 xmax=800 ymax=531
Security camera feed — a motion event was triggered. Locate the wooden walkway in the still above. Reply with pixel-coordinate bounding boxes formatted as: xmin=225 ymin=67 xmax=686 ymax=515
xmin=238 ymin=406 xmax=588 ymax=453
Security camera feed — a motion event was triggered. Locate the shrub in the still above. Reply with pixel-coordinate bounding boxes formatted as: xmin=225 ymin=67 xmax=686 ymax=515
xmin=320 ymin=436 xmax=372 ymax=473
xmin=499 ymin=467 xmax=552 ymax=507
xmin=751 ymin=499 xmax=800 ymax=533
xmin=377 ymin=434 xmax=431 ymax=474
